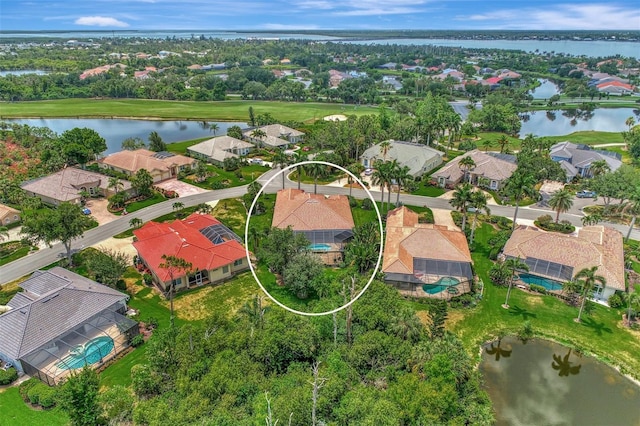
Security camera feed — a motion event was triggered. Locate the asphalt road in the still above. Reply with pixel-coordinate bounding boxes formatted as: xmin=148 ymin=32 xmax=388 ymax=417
xmin=1 ymin=167 xmax=637 ymax=286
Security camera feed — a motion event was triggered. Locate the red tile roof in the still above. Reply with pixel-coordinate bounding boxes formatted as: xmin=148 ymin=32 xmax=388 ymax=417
xmin=133 ymin=213 xmax=246 ymax=281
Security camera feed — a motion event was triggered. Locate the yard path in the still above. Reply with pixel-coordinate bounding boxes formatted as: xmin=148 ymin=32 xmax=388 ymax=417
xmin=431 ymin=209 xmax=460 ymax=231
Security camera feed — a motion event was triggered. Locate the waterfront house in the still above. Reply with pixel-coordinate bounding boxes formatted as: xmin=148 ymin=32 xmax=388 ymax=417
xmin=550 ymin=141 xmax=622 ymax=179
xmin=187 ymin=135 xmax=254 ymax=166
xmin=502 ymin=225 xmax=625 ymax=301
xmin=99 ymin=149 xmax=196 ymax=183
xmin=431 ymin=150 xmax=517 ymax=189
xmin=243 ymin=124 xmax=304 ymax=149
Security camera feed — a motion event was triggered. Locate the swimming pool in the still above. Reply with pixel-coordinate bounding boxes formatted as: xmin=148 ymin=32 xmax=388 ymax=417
xmin=519 ymin=273 xmax=564 ymax=291
xmin=308 ymin=243 xmax=331 ymax=252
xmin=57 ymin=336 xmax=115 ymax=371
xmin=422 ymin=276 xmax=460 ymax=294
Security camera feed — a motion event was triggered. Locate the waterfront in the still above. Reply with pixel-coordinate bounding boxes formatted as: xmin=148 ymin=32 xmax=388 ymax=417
xmin=479 ymin=336 xmax=640 ymax=426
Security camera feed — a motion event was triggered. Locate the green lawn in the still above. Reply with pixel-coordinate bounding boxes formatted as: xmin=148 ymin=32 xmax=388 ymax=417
xmin=182 ymin=164 xmax=269 ymax=190
xmin=117 ymin=192 xmax=166 ymax=215
xmin=411 ymin=182 xmax=446 ymax=197
xmin=0 ymin=99 xmax=378 ymax=123
xmin=166 ymin=136 xmax=211 ymax=155
xmin=0 ymin=243 xmax=37 ymax=267
xmin=450 ymin=223 xmax=640 ymax=379
xmin=0 ymin=387 xmax=69 ymax=426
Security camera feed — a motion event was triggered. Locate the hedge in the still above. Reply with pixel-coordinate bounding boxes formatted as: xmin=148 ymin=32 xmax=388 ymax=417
xmin=0 ymin=367 xmax=18 ymax=385
xmin=27 ymin=381 xmax=58 ymax=408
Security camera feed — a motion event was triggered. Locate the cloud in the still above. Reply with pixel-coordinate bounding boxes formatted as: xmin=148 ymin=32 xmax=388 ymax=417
xmin=458 ymin=3 xmax=640 ymax=30
xmin=74 ymin=16 xmax=129 ymax=27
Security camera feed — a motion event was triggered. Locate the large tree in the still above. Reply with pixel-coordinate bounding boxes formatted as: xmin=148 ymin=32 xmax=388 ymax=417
xmin=59 ymin=127 xmax=107 ymax=166
xmin=469 ymin=190 xmax=490 ymax=244
xmin=58 ymin=367 xmax=102 ymax=426
xmin=84 ymin=248 xmax=129 ymax=288
xmin=148 ymin=131 xmax=167 ymax=152
xmin=283 ymin=252 xmax=324 ymax=299
xmin=501 ymin=257 xmax=529 ymax=309
xmin=258 ymin=226 xmax=309 ymax=276
xmin=158 ymin=254 xmax=193 ymax=327
xmin=449 ymin=183 xmax=474 ymax=231
xmin=131 ymin=168 xmax=154 ymax=198
xmin=21 ymin=202 xmax=94 ymax=265
xmin=504 ymin=172 xmax=537 ymax=230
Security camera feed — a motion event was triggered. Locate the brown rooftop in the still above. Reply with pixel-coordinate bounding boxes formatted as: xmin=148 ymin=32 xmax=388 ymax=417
xmin=502 ymin=225 xmax=625 ymax=291
xmin=383 ymin=206 xmax=472 ymax=274
xmin=100 ymin=149 xmax=194 ymax=174
xmin=272 ymin=189 xmax=354 ymax=231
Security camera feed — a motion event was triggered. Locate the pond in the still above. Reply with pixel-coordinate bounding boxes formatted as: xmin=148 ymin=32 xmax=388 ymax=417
xmin=0 ymin=69 xmax=50 ymax=76
xmin=4 ymin=118 xmax=247 ymax=154
xmin=480 ymin=336 xmax=640 ymax=426
xmin=519 ymin=107 xmax=639 ymax=137
xmin=528 ymin=79 xmax=560 ymax=100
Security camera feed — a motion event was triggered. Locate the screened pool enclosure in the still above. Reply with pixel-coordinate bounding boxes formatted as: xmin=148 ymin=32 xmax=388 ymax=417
xmin=20 ymin=308 xmax=139 ymax=386
xmin=385 ymin=257 xmax=474 ymax=299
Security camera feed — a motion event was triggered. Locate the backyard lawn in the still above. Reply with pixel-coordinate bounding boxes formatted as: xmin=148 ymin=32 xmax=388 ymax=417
xmin=182 ymin=164 xmax=269 ymax=190
xmin=0 ymin=387 xmax=69 ymax=426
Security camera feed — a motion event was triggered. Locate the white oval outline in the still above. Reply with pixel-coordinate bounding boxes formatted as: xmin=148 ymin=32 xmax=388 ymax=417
xmin=244 ymin=160 xmax=384 ymax=316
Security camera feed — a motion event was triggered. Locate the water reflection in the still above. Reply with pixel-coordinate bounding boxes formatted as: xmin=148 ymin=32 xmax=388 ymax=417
xmin=519 ymin=107 xmax=636 ymax=137
xmin=485 ymin=338 xmax=513 ymax=361
xmin=480 ymin=337 xmax=640 ymax=426
xmin=551 ymin=348 xmax=582 ymax=377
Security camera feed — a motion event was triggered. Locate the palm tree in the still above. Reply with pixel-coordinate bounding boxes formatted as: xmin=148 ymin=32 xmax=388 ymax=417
xmin=196 ymin=203 xmax=213 ymax=214
xmin=158 ymin=254 xmax=193 ymax=327
xmin=272 ymin=151 xmax=290 ymax=190
xmin=469 ymin=190 xmax=490 ymax=244
xmin=372 ymin=162 xmax=392 ymax=212
xmin=497 ymin=135 xmax=510 ymax=153
xmin=449 ymin=183 xmax=474 ymax=231
xmin=574 ymin=266 xmax=606 ymax=323
xmin=293 ymin=151 xmax=308 ymax=190
xmin=379 ymin=140 xmax=392 ymax=161
xmin=623 ymin=290 xmax=640 ymax=327
xmin=459 ymin=155 xmax=476 ymax=184
xmin=250 ymin=129 xmax=267 ymax=146
xmin=209 ymin=123 xmax=219 ymax=136
xmin=625 ymin=116 xmax=636 ymax=131
xmin=129 ymin=217 xmax=143 ymax=229
xmin=482 ymin=139 xmax=494 ymax=152
xmin=172 ymin=201 xmax=184 ymax=211
xmin=393 ymin=164 xmax=413 ymax=207
xmin=505 ymin=172 xmax=537 ymax=231
xmin=502 ymin=257 xmax=529 ymax=309
xmin=346 ymin=162 xmax=364 ymax=198
xmin=108 ymin=176 xmax=124 ymax=195
xmin=581 ymin=213 xmax=602 ymax=226
xmin=548 ymin=189 xmax=574 ymax=223
xmin=624 ymin=187 xmax=640 ymax=241
xmin=589 ymin=159 xmax=610 ymax=177
xmin=307 ymin=162 xmax=327 ymax=195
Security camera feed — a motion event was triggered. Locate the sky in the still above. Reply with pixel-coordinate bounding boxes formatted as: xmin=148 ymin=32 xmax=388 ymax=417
xmin=1 ymin=0 xmax=640 ymax=32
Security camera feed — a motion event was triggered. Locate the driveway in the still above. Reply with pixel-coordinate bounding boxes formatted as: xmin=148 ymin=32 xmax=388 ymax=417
xmin=155 ymin=178 xmax=209 ymax=197
xmin=84 ymin=198 xmax=117 ymax=226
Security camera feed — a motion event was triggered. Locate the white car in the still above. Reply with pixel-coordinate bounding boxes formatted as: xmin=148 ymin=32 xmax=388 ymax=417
xmin=1 ymin=362 xmax=12 ymax=371
xmin=364 ymin=168 xmax=373 ymax=176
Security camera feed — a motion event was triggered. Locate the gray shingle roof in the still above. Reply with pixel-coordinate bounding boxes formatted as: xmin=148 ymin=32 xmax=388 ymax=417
xmin=0 ymin=267 xmax=128 ymax=359
xmin=360 ymin=141 xmax=443 ymax=176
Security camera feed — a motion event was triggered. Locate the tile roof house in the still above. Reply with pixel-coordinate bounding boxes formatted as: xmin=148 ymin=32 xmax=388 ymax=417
xmin=431 ymin=150 xmax=517 ymax=190
xmin=133 ymin=213 xmax=248 ymax=293
xmin=187 ymin=135 xmax=254 ymax=165
xmin=0 ymin=267 xmax=138 ymax=385
xmin=0 ymin=203 xmax=20 ymax=226
xmin=360 ymin=140 xmax=443 ymax=177
xmin=550 ymin=141 xmax=622 ymax=180
xmin=21 ymin=167 xmax=132 ymax=205
xmin=383 ymin=207 xmax=473 ymax=299
xmin=502 ymin=225 xmax=625 ymax=301
xmin=99 ymin=149 xmax=196 ymax=183
xmin=272 ymin=189 xmax=354 ymax=265
xmin=243 ymin=124 xmax=304 ymax=149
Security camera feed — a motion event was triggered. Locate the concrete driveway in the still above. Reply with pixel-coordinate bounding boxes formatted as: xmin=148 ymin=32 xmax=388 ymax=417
xmin=84 ymin=198 xmax=117 ymax=225
xmin=155 ymin=178 xmax=209 ymax=197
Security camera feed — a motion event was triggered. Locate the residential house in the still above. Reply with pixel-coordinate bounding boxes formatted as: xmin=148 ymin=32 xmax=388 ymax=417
xmin=0 ymin=267 xmax=138 ymax=385
xmin=99 ymin=149 xmax=196 ymax=183
xmin=550 ymin=141 xmax=622 ymax=180
xmin=431 ymin=150 xmax=517 ymax=190
xmin=133 ymin=213 xmax=248 ymax=293
xmin=272 ymin=189 xmax=354 ymax=265
xmin=360 ymin=140 xmax=443 ymax=177
xmin=187 ymin=135 xmax=254 ymax=165
xmin=243 ymin=124 xmax=304 ymax=149
xmin=21 ymin=167 xmax=132 ymax=205
xmin=0 ymin=203 xmax=20 ymax=226
xmin=502 ymin=225 xmax=625 ymax=301
xmin=383 ymin=206 xmax=473 ymax=299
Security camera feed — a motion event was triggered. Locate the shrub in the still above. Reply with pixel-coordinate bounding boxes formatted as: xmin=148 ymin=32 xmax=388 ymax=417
xmin=0 ymin=367 xmax=18 ymax=385
xmin=27 ymin=382 xmax=52 ymax=406
xmin=608 ymin=293 xmax=624 ymax=308
xmin=143 ymin=273 xmax=153 ymax=285
xmin=19 ymin=377 xmax=39 ymax=402
xmin=529 ymin=284 xmax=547 ymax=294
xmin=536 ymin=214 xmax=553 ymax=226
xmin=348 ymin=196 xmax=358 ymax=208
xmin=361 ymin=198 xmax=373 ymax=210
xmin=130 ymin=334 xmax=145 ymax=347
xmin=518 ymin=321 xmax=534 ymax=341
xmin=449 ymin=293 xmax=476 ymax=308
xmin=458 ymin=139 xmax=477 ymax=151
xmin=38 ymin=386 xmax=58 ymax=408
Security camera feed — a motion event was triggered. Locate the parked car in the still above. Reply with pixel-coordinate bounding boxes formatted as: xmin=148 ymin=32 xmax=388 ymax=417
xmin=82 ymin=207 xmax=91 ymax=215
xmin=2 ymin=362 xmax=13 ymax=371
xmin=364 ymin=168 xmax=373 ymax=176
xmin=576 ymin=190 xmax=597 ymax=198
xmin=250 ymin=158 xmax=263 ymax=165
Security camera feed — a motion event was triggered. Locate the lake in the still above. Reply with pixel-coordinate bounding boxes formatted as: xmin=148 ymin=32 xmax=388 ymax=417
xmin=0 ymin=69 xmax=49 ymax=76
xmin=528 ymin=79 xmax=560 ymax=99
xmin=480 ymin=336 xmax=640 ymax=426
xmin=3 ymin=118 xmax=247 ymax=154
xmin=519 ymin=107 xmax=639 ymax=137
